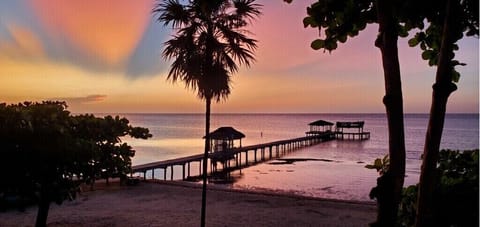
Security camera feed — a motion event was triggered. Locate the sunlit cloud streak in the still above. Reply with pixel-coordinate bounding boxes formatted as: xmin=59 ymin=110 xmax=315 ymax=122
xmin=0 ymin=0 xmax=477 ymax=113
xmin=28 ymin=0 xmax=154 ymax=72
xmin=0 ymin=24 xmax=45 ymax=60
xmin=125 ymin=17 xmax=171 ymax=78
xmin=51 ymin=94 xmax=107 ymax=104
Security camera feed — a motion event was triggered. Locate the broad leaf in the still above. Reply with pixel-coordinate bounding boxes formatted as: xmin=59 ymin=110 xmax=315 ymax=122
xmin=311 ymin=39 xmax=325 ymax=50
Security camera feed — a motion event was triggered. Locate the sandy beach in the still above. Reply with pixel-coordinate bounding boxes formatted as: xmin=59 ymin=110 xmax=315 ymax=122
xmin=0 ymin=181 xmax=376 ymax=227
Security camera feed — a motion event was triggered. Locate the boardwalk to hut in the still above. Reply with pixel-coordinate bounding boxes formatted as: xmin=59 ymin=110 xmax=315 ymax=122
xmin=132 ymin=120 xmax=370 ymax=181
xmin=132 ymin=132 xmax=335 ymax=181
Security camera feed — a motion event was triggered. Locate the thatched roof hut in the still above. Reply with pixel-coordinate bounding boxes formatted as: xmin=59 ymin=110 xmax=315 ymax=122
xmin=206 ymin=127 xmax=245 ymax=140
xmin=205 ymin=127 xmax=245 ymax=152
xmin=309 ymin=120 xmax=334 ymax=126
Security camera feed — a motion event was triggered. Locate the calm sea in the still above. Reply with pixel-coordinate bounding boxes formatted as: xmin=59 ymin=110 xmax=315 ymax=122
xmin=120 ymin=113 xmax=479 ymax=201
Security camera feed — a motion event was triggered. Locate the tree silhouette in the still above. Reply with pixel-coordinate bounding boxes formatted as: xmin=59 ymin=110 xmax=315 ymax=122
xmin=0 ymin=102 xmax=151 ymax=227
xmin=405 ymin=1 xmax=478 ymax=225
xmin=154 ymin=0 xmax=261 ymax=226
xmin=286 ymin=1 xmax=406 ymax=225
xmin=285 ymin=0 xmax=478 ymax=225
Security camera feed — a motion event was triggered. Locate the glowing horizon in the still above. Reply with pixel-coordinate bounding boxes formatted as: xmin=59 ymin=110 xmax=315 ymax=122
xmin=0 ymin=0 xmax=478 ymax=114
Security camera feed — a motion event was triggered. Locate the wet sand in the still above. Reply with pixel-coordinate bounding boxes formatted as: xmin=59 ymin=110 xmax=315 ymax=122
xmin=0 ymin=181 xmax=376 ymax=227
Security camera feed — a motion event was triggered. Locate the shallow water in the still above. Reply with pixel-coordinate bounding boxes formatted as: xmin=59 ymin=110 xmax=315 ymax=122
xmin=121 ymin=113 xmax=478 ymax=201
xmin=229 ymin=140 xmax=420 ymax=201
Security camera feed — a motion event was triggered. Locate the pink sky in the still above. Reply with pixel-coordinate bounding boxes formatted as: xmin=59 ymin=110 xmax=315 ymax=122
xmin=0 ymin=0 xmax=478 ymax=113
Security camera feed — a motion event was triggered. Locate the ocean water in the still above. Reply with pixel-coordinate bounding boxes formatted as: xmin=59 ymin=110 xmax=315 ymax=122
xmin=121 ymin=113 xmax=479 ymax=201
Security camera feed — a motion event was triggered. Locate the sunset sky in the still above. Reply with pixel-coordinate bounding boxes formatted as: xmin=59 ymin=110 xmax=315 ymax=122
xmin=0 ymin=0 xmax=478 ymax=113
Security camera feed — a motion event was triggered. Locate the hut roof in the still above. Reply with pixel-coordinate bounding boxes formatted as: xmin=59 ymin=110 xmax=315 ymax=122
xmin=204 ymin=127 xmax=245 ymax=140
xmin=308 ymin=120 xmax=334 ymax=126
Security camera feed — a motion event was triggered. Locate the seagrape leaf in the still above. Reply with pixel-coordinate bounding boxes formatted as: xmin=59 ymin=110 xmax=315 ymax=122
xmin=452 ymin=70 xmax=460 ymax=83
xmin=311 ymin=39 xmax=325 ymax=50
xmin=422 ymin=50 xmax=433 ymax=60
xmin=398 ymin=26 xmax=409 ymax=37
xmin=408 ymin=37 xmax=419 ymax=47
xmin=338 ymin=35 xmax=347 ymax=43
xmin=325 ymin=40 xmax=338 ymax=50
xmin=303 ymin=16 xmax=318 ymax=28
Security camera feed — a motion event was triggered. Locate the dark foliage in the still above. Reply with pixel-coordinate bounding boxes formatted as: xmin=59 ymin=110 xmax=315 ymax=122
xmin=398 ymin=149 xmax=479 ymax=227
xmin=0 ymin=101 xmax=151 ymax=226
xmin=368 ymin=149 xmax=479 ymax=227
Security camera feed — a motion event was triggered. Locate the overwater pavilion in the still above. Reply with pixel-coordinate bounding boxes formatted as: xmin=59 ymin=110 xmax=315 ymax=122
xmin=305 ymin=120 xmax=334 ymax=136
xmin=335 ymin=121 xmax=370 ymax=140
xmin=206 ymin=126 xmax=245 ymax=153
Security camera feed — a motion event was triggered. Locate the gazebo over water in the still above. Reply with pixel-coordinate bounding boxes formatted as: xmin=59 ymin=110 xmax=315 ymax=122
xmin=305 ymin=120 xmax=334 ymax=136
xmin=205 ymin=126 xmax=245 ymax=152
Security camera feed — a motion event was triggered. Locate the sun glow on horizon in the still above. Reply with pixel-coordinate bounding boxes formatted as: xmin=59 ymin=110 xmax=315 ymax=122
xmin=0 ymin=0 xmax=478 ymax=114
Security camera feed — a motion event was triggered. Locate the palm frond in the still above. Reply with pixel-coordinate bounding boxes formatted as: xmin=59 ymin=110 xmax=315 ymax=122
xmin=153 ymin=0 xmax=191 ymax=28
xmin=216 ymin=23 xmax=257 ymax=67
xmin=233 ymin=0 xmax=262 ymax=25
xmin=155 ymin=0 xmax=261 ymax=102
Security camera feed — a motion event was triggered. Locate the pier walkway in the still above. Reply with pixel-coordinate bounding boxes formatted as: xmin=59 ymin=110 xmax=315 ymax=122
xmin=132 ymin=132 xmax=335 ymax=181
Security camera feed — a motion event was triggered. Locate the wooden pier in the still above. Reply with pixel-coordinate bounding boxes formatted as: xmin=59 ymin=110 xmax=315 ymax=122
xmin=131 ymin=132 xmax=335 ymax=181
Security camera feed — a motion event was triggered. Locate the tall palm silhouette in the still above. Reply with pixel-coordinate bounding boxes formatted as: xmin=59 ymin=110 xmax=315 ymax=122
xmin=154 ymin=0 xmax=261 ymax=226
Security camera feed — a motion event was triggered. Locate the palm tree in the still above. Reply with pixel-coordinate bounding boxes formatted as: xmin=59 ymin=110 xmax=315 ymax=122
xmin=154 ymin=0 xmax=261 ymax=226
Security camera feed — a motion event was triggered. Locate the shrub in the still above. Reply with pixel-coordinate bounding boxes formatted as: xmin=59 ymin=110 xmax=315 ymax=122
xmin=367 ymin=149 xmax=479 ymax=227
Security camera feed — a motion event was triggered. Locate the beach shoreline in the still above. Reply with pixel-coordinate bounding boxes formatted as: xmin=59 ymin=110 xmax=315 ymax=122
xmin=0 ymin=180 xmax=377 ymax=226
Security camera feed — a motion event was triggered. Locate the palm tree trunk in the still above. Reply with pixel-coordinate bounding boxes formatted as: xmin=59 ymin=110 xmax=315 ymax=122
xmin=201 ymin=97 xmax=211 ymax=227
xmin=373 ymin=1 xmax=406 ymax=226
xmin=415 ymin=1 xmax=457 ymax=226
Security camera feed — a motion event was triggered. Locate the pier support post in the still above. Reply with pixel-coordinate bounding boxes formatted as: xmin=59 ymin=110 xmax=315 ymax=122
xmin=182 ymin=164 xmax=185 ymax=180
xmin=238 ymin=153 xmax=242 ymax=168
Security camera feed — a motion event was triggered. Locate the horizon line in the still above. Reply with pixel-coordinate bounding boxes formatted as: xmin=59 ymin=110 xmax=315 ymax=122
xmin=71 ymin=112 xmax=480 ymax=115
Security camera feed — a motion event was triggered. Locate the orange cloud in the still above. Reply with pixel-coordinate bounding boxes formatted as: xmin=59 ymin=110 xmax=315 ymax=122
xmin=52 ymin=94 xmax=107 ymax=104
xmin=0 ymin=24 xmax=44 ymax=59
xmin=30 ymin=0 xmax=153 ymax=65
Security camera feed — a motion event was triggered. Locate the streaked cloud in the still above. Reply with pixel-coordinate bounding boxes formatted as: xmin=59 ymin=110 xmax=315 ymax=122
xmin=47 ymin=94 xmax=107 ymax=113
xmin=28 ymin=0 xmax=154 ymax=70
xmin=125 ymin=17 xmax=170 ymax=78
xmin=0 ymin=0 xmax=477 ymax=113
xmin=53 ymin=94 xmax=107 ymax=104
xmin=0 ymin=24 xmax=44 ymax=60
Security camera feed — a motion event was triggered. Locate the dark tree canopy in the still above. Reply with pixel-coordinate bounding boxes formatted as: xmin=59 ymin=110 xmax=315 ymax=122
xmin=300 ymin=0 xmax=478 ymax=82
xmin=0 ymin=101 xmax=151 ymax=226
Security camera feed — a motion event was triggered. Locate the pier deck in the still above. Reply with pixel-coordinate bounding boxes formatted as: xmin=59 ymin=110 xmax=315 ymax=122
xmin=132 ymin=132 xmax=335 ymax=181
